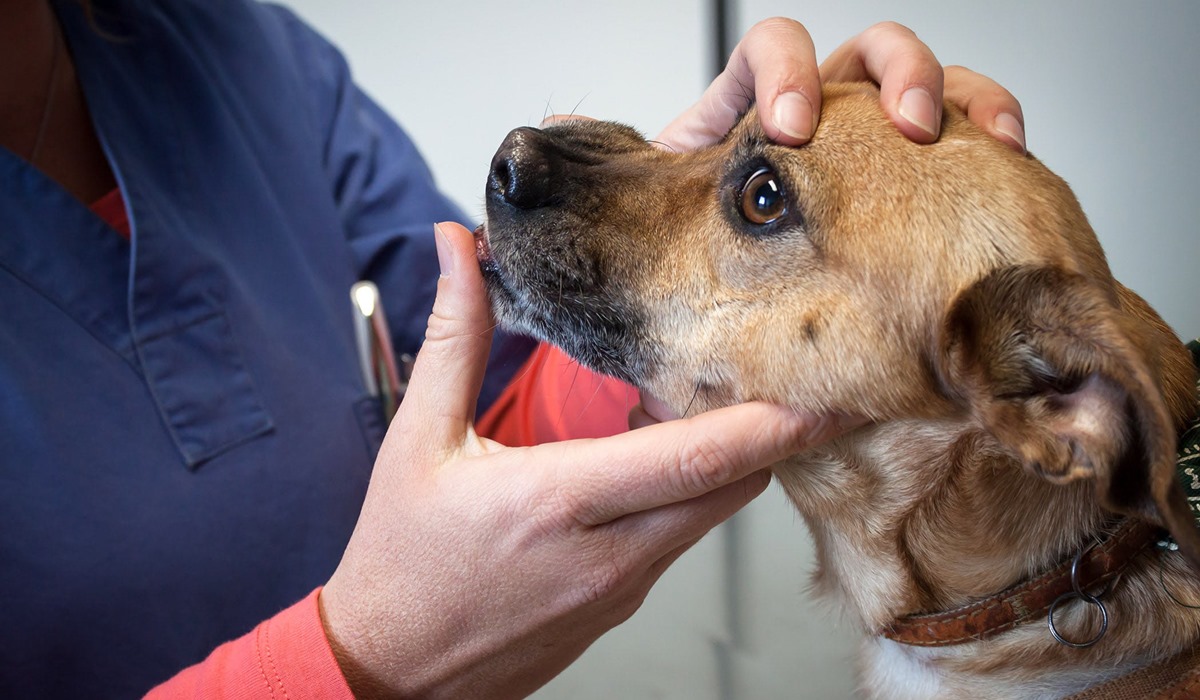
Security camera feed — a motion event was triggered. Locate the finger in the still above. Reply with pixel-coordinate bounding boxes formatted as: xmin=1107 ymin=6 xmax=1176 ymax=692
xmin=821 ymin=21 xmax=944 ymax=143
xmin=617 ymin=534 xmax=707 ymax=622
xmin=656 ymin=17 xmax=821 ymax=151
xmin=550 ymin=403 xmax=866 ymax=525
xmin=397 ymin=221 xmax=496 ymax=451
xmin=569 ymin=484 xmax=752 ymax=625
xmin=944 ymin=65 xmax=1026 ymax=153
xmin=644 ymin=537 xmax=704 ymax=592
xmin=601 ymin=470 xmax=770 ymax=567
xmin=582 ymin=534 xmax=707 ymax=630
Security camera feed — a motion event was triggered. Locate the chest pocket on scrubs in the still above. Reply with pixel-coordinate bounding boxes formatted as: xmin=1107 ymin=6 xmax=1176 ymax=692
xmin=137 ymin=307 xmax=274 ymax=469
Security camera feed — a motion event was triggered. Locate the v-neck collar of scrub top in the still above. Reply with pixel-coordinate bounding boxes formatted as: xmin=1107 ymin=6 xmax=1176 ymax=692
xmin=0 ymin=0 xmax=274 ymax=467
xmin=0 ymin=149 xmax=135 ymax=364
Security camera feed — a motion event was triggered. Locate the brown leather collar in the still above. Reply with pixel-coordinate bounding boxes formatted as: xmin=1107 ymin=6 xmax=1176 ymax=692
xmin=880 ymin=518 xmax=1162 ymax=647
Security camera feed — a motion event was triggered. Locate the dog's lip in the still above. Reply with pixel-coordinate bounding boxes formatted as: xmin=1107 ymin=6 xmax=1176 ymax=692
xmin=473 ymin=222 xmax=505 ymax=282
xmin=473 ymin=223 xmax=493 ymax=263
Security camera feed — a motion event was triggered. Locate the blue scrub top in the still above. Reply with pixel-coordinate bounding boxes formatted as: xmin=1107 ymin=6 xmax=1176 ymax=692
xmin=0 ymin=0 xmax=534 ymax=696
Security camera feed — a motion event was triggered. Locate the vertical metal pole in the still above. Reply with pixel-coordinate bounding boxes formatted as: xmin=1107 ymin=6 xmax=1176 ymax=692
xmin=712 ymin=0 xmax=734 ymax=78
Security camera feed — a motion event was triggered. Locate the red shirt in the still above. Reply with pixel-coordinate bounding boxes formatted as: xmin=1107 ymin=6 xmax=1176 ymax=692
xmin=91 ymin=187 xmax=131 ymax=239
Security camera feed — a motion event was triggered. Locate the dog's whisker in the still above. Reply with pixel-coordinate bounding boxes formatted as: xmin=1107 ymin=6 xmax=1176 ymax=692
xmin=682 ymin=381 xmax=702 ymax=418
xmin=732 ymin=71 xmax=753 ymax=101
xmin=573 ymin=373 xmax=612 ymax=423
xmin=568 ymin=94 xmax=590 ymax=119
xmin=722 ymin=71 xmax=755 ymax=113
xmin=558 ymin=360 xmax=584 ymax=426
xmin=503 ymin=346 xmax=541 ymax=387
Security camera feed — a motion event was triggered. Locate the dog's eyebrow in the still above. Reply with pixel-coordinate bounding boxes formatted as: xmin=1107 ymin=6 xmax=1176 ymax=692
xmin=728 ymin=116 xmax=782 ymax=156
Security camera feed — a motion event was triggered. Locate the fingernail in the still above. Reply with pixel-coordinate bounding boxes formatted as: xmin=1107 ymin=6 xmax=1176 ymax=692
xmin=898 ymin=87 xmax=938 ymax=138
xmin=993 ymin=112 xmax=1026 ymax=153
xmin=434 ymin=223 xmax=455 ymax=278
xmin=772 ymin=91 xmax=815 ymax=141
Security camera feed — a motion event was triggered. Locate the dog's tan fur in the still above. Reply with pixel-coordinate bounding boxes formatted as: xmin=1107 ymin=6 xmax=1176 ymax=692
xmin=479 ymin=83 xmax=1200 ymax=698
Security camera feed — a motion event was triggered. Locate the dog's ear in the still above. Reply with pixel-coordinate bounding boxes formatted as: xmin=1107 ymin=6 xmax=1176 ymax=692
xmin=937 ymin=265 xmax=1200 ymax=567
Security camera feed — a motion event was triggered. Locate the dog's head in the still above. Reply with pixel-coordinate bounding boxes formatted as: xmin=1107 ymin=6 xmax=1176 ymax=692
xmin=477 ymin=83 xmax=1200 ymax=565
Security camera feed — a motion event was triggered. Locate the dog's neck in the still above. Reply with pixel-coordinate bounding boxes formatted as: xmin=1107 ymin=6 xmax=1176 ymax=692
xmin=775 ymin=419 xmax=1108 ymax=628
xmin=774 ymin=418 xmax=1200 ymax=698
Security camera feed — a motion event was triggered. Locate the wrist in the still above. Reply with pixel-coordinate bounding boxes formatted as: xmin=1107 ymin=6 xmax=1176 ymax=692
xmin=318 ymin=583 xmax=400 ymax=700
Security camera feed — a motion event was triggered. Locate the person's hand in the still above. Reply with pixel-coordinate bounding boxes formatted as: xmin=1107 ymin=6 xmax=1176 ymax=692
xmin=656 ymin=18 xmax=1026 ymax=154
xmin=319 ymin=222 xmax=859 ymax=699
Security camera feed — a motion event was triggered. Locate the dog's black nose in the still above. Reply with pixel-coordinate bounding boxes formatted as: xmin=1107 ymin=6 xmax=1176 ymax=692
xmin=489 ymin=127 xmax=559 ymax=209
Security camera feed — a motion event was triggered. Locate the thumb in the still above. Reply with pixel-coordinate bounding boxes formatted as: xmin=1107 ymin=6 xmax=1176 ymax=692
xmin=397 ymin=221 xmax=496 ymax=450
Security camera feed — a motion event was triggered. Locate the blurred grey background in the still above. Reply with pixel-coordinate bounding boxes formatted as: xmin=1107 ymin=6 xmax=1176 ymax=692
xmin=281 ymin=1 xmax=1200 ymax=697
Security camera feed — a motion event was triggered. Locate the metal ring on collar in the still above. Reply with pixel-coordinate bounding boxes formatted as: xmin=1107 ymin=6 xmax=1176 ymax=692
xmin=1046 ymin=544 xmax=1111 ymax=648
xmin=1047 ymin=590 xmax=1109 ymax=648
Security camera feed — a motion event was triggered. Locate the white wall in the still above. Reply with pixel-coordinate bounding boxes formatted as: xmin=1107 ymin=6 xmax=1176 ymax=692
xmin=281 ymin=2 xmax=1200 ymax=698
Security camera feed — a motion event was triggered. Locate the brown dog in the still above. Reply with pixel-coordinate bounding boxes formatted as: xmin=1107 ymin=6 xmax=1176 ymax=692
xmin=476 ymin=83 xmax=1200 ymax=698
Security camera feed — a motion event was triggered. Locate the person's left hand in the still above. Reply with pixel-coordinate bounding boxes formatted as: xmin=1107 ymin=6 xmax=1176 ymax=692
xmin=656 ymin=18 xmax=1026 ymax=153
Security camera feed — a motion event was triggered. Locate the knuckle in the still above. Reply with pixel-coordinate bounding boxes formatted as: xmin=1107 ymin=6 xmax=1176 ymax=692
xmin=862 ymin=20 xmax=916 ymax=42
xmin=534 ymin=481 xmax=593 ymax=534
xmin=857 ymin=22 xmax=941 ymax=80
xmin=608 ymin=583 xmax=650 ymax=624
xmin=423 ymin=311 xmax=460 ymax=343
xmin=945 ymin=66 xmax=1020 ymax=108
xmin=943 ymin=64 xmax=974 ymax=80
xmin=893 ymin=45 xmax=939 ymax=73
xmin=576 ymin=551 xmax=630 ymax=605
xmin=674 ymin=434 xmax=736 ymax=495
xmin=983 ymin=81 xmax=1019 ymax=105
xmin=533 ymin=459 xmax=612 ymax=531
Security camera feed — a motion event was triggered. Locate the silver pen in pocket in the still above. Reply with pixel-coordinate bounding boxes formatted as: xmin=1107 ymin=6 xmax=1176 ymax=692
xmin=351 ymin=281 xmax=412 ymax=421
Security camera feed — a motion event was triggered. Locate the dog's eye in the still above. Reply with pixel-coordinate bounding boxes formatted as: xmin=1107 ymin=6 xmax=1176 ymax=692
xmin=739 ymin=168 xmax=787 ymax=225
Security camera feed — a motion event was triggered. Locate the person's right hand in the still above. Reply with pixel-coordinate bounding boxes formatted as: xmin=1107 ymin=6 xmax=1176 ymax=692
xmin=319 ymin=221 xmax=859 ymax=699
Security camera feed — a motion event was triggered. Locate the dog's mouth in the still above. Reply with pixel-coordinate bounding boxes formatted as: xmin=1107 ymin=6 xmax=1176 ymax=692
xmin=474 ymin=221 xmax=520 ymax=311
xmin=473 ymin=223 xmax=497 ymax=272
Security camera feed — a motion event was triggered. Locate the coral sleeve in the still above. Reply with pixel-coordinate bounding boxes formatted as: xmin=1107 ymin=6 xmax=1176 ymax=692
xmin=144 ymin=588 xmax=353 ymax=700
xmin=477 ymin=343 xmax=639 ymax=446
